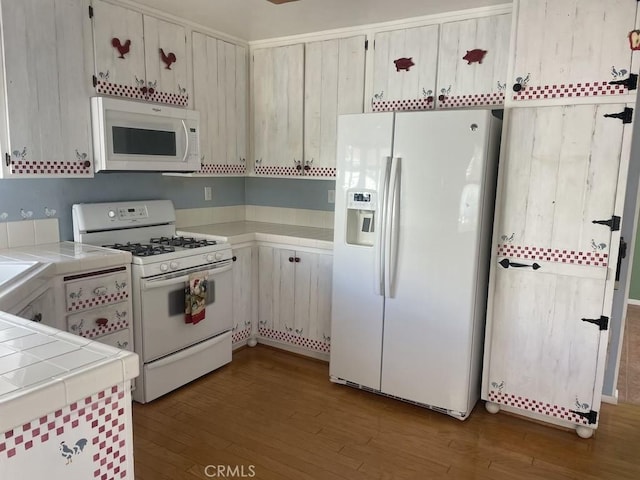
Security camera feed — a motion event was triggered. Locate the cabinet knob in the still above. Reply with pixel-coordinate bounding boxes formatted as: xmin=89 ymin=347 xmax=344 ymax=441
xmin=289 ymin=257 xmax=294 ymax=262
xmin=232 ymin=256 xmax=237 ymax=262
xmin=96 ymin=317 xmax=109 ymax=327
xmin=83 ymin=160 xmax=91 ymax=168
xmin=295 ymin=257 xmax=300 ymax=263
xmin=32 ymin=313 xmax=42 ymax=323
xmin=512 ymin=83 xmax=523 ymax=92
xmin=438 ymin=94 xmax=446 ymax=102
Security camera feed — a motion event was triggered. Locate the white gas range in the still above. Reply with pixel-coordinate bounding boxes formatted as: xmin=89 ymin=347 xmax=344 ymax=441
xmin=72 ymin=200 xmax=233 ymax=403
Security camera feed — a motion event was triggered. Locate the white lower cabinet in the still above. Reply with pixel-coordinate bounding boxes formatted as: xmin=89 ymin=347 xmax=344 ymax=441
xmin=61 ymin=266 xmax=133 ymax=353
xmin=257 ymin=246 xmax=332 ymax=357
xmin=231 ymin=246 xmax=254 ymax=346
xmin=482 ymin=104 xmax=634 ymax=437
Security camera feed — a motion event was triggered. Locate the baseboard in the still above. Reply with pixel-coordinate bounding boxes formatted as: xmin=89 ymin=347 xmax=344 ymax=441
xmin=602 ymin=393 xmax=618 ymax=405
xmin=257 ymin=337 xmax=330 ymax=362
xmin=627 ymin=298 xmax=640 ymax=306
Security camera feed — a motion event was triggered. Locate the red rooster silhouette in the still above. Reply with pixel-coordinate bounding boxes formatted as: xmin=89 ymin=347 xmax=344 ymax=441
xmin=111 ymin=38 xmax=131 ymax=59
xmin=160 ymin=48 xmax=177 ymax=70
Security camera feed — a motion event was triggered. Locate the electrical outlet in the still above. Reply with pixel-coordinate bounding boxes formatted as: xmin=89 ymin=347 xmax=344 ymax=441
xmin=328 ymin=190 xmax=335 ymax=204
xmin=204 ymin=186 xmax=212 ymax=201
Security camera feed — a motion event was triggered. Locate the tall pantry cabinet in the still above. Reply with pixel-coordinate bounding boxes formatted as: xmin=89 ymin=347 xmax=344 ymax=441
xmin=482 ymin=0 xmax=639 ymax=438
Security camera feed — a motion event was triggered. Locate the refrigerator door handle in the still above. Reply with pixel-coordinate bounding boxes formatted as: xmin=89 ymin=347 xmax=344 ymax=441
xmin=375 ymin=156 xmax=393 ymax=296
xmin=385 ymin=157 xmax=401 ymax=298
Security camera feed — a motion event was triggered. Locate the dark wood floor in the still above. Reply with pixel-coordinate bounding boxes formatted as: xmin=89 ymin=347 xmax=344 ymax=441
xmin=132 ymin=346 xmax=640 ymax=480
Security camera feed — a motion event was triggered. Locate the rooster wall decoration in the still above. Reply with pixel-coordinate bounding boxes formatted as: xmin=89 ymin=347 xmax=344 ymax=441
xmin=59 ymin=438 xmax=88 ymax=465
xmin=160 ymin=48 xmax=177 ymax=70
xmin=112 ymin=38 xmax=131 ymax=59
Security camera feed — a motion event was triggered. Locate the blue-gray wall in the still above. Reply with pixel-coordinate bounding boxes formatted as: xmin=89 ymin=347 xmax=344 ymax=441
xmin=0 ymin=175 xmax=334 ymax=241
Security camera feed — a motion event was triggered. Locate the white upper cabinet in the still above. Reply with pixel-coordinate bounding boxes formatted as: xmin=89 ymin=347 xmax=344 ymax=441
xmin=91 ymin=0 xmax=188 ymax=107
xmin=193 ymin=32 xmax=247 ymax=175
xmin=436 ymin=14 xmax=511 ymax=109
xmin=304 ymin=36 xmax=365 ymax=177
xmin=371 ymin=25 xmax=439 ymax=112
xmin=253 ymin=44 xmax=304 ymax=176
xmin=0 ymin=0 xmax=93 ymax=178
xmin=511 ymin=0 xmax=638 ymax=102
xmin=142 ymin=16 xmax=188 ymax=102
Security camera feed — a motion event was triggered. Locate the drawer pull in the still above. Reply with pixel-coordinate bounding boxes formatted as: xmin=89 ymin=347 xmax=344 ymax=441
xmin=32 ymin=313 xmax=42 ymax=323
xmin=93 ymin=286 xmax=107 ymax=296
xmin=96 ymin=317 xmax=109 ymax=327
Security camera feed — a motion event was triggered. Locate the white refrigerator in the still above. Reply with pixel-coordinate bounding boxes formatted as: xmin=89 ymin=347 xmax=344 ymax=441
xmin=329 ymin=109 xmax=502 ymax=419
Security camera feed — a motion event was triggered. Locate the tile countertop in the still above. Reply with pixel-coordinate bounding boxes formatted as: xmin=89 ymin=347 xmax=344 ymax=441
xmin=0 ymin=311 xmax=138 ymax=433
xmin=0 ymin=241 xmax=132 ymax=275
xmin=178 ymin=221 xmax=334 ymax=250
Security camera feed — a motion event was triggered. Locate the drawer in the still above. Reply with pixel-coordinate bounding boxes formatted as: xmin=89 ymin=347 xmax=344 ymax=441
xmin=95 ymin=328 xmax=133 ymax=352
xmin=65 ymin=268 xmax=129 ymax=312
xmin=67 ymin=301 xmax=130 ymax=340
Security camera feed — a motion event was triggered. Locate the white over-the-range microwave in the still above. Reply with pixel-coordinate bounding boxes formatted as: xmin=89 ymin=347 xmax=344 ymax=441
xmin=91 ymin=97 xmax=201 ymax=172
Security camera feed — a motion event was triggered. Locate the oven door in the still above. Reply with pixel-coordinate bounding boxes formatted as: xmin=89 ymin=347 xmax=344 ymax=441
xmin=139 ymin=262 xmax=232 ymax=362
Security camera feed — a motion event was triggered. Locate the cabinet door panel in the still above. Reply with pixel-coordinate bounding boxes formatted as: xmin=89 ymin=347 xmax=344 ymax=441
xmin=497 ymin=105 xmax=625 ymax=261
xmin=253 ymin=45 xmax=304 ymax=175
xmin=512 ymin=0 xmax=637 ymax=101
xmin=143 ymin=15 xmax=188 ymax=100
xmin=487 ymin=266 xmax=605 ymax=425
xmin=235 ymin=45 xmax=248 ymax=168
xmin=437 ymin=14 xmax=511 ymax=109
xmin=192 ymin=32 xmax=215 ymax=166
xmin=232 ymin=246 xmax=253 ymax=343
xmin=305 ymin=36 xmax=365 ymax=176
xmin=372 ymin=25 xmax=438 ymax=112
xmin=92 ymin=0 xmax=145 ymax=91
xmin=1 ymin=0 xmax=92 ymax=177
xmin=298 ymin=252 xmax=332 ymax=344
xmin=258 ymin=246 xmax=295 ymax=333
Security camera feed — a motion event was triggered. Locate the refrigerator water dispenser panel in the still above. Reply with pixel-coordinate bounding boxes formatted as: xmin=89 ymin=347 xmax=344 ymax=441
xmin=346 ymin=190 xmax=377 ymax=246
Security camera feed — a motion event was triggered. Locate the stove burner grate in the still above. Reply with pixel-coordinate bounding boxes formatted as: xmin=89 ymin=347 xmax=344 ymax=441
xmin=103 ymin=242 xmax=176 ymax=257
xmin=150 ymin=236 xmax=218 ymax=248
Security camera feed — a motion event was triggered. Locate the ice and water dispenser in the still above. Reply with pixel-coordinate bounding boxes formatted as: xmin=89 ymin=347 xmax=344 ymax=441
xmin=345 ymin=190 xmax=377 ymax=246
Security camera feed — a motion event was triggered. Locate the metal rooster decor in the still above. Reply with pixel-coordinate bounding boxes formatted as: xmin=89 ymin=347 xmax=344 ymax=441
xmin=463 ymin=49 xmax=487 ymax=64
xmin=394 ymin=57 xmax=415 ymax=72
xmin=112 ymin=38 xmax=131 ymax=59
xmin=160 ymin=48 xmax=177 ymax=69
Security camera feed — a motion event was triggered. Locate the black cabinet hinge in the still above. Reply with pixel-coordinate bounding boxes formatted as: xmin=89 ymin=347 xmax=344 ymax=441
xmin=609 ymin=73 xmax=638 ymax=91
xmin=581 ymin=316 xmax=609 ymax=331
xmin=616 ymin=236 xmax=627 ymax=282
xmin=592 ymin=215 xmax=621 ymax=231
xmin=604 ymin=107 xmax=633 ymax=124
xmin=365 ymin=39 xmax=368 ymax=50
xmin=92 ymin=75 xmax=98 ymax=88
xmin=5 ymin=152 xmax=10 ymax=167
xmin=88 ymin=5 xmax=94 ymax=18
xmin=570 ymin=410 xmax=598 ymax=425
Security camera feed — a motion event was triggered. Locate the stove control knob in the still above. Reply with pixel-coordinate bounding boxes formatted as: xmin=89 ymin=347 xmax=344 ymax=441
xmin=214 ymin=252 xmax=224 ymax=260
xmin=108 ymin=210 xmax=116 ymax=219
xmin=170 ymin=261 xmax=179 ymax=270
xmin=160 ymin=263 xmax=169 ymax=272
xmin=206 ymin=254 xmax=215 ymax=262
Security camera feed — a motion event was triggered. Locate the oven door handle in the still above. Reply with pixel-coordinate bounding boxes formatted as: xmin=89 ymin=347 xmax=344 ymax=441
xmin=141 ymin=263 xmax=232 ymax=291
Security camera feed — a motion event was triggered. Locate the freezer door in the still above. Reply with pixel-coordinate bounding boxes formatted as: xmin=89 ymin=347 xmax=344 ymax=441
xmin=330 ymin=112 xmax=394 ymax=390
xmin=381 ymin=109 xmax=496 ymax=413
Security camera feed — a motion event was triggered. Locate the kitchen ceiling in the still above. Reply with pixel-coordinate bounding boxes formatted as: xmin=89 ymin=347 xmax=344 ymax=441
xmin=132 ymin=0 xmax=507 ymax=41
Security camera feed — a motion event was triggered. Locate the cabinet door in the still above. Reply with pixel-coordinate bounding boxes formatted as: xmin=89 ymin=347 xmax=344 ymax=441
xmin=258 ymin=246 xmax=295 ymax=334
xmin=92 ymin=0 xmax=145 ymax=98
xmin=193 ymin=34 xmax=248 ymax=175
xmin=14 ymin=288 xmax=56 ymax=327
xmin=293 ymin=251 xmax=332 ymax=350
xmin=487 ymin=265 xmax=607 ymax=427
xmin=371 ymin=25 xmax=439 ymax=112
xmin=253 ymin=44 xmax=304 ymax=175
xmin=497 ymin=105 xmax=626 ymax=258
xmin=1 ymin=0 xmax=93 ymax=178
xmin=436 ymin=14 xmax=511 ymax=109
xmin=232 ymin=246 xmax=253 ymax=344
xmin=304 ymin=36 xmax=365 ymax=177
xmin=142 ymin=15 xmax=188 ymax=106
xmin=511 ymin=0 xmax=638 ymax=101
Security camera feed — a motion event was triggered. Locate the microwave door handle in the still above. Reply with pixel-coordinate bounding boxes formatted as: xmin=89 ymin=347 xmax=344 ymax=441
xmin=181 ymin=119 xmax=189 ymax=163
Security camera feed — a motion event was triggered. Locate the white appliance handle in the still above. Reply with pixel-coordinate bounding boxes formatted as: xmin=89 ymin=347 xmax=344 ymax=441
xmin=181 ymin=119 xmax=189 ymax=163
xmin=384 ymin=157 xmax=401 ymax=298
xmin=141 ymin=263 xmax=232 ymax=291
xmin=375 ymin=156 xmax=392 ymax=296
